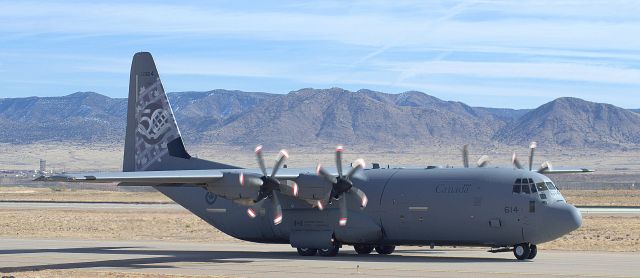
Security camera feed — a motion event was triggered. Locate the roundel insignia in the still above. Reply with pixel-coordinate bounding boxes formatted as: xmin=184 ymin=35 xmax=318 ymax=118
xmin=205 ymin=192 xmax=217 ymax=205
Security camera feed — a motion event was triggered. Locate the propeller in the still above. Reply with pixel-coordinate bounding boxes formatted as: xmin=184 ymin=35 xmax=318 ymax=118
xmin=241 ymin=145 xmax=296 ymax=225
xmin=462 ymin=145 xmax=470 ymax=168
xmin=538 ymin=161 xmax=553 ymax=173
xmin=462 ymin=145 xmax=490 ymax=168
xmin=512 ymin=141 xmax=553 ymax=173
xmin=512 ymin=152 xmax=524 ymax=169
xmin=476 ymin=155 xmax=490 ymax=168
xmin=528 ymin=141 xmax=537 ymax=171
xmin=315 ymin=145 xmax=368 ymax=227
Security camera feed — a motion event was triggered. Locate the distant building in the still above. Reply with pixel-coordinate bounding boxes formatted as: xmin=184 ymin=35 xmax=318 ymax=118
xmin=39 ymin=159 xmax=46 ymax=175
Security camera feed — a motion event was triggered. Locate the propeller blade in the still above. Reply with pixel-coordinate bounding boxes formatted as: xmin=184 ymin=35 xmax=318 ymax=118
xmin=271 ymin=149 xmax=289 ymax=177
xmin=346 ymin=158 xmax=366 ymax=180
xmin=476 ymin=155 xmax=490 ymax=168
xmin=239 ymin=173 xmax=263 ymax=187
xmin=528 ymin=141 xmax=537 ymax=171
xmin=316 ymin=164 xmax=337 ymax=184
xmin=350 ymin=187 xmax=368 ymax=208
xmin=279 ymin=181 xmax=299 ymax=197
xmin=462 ymin=145 xmax=470 ymax=168
xmin=512 ymin=152 xmax=523 ymax=169
xmin=272 ymin=192 xmax=283 ymax=225
xmin=338 ymin=194 xmax=348 ymax=226
xmin=246 ymin=198 xmax=266 ymax=219
xmin=255 ymin=145 xmax=268 ymax=177
xmin=336 ymin=145 xmax=344 ymax=177
xmin=538 ymin=161 xmax=553 ymax=173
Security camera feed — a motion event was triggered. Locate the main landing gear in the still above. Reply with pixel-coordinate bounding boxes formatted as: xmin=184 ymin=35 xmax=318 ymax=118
xmin=296 ymin=244 xmax=396 ymax=257
xmin=513 ymin=243 xmax=537 ymax=260
xmin=296 ymin=245 xmax=341 ymax=257
xmin=354 ymin=244 xmax=395 ymax=255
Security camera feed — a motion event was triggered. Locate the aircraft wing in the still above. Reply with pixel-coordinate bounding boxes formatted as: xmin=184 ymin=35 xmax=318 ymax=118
xmin=538 ymin=168 xmax=594 ymax=174
xmin=34 ymin=168 xmax=324 ymax=185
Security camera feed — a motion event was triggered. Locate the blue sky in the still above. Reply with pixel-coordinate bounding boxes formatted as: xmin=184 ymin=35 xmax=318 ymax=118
xmin=1 ymin=0 xmax=640 ymax=108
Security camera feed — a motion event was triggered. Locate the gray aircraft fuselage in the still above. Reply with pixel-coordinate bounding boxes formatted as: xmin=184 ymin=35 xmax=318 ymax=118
xmin=156 ymin=167 xmax=581 ymax=248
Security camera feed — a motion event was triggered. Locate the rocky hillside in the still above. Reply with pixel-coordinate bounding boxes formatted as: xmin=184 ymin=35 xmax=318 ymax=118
xmin=0 ymin=92 xmax=126 ymax=143
xmin=205 ymin=88 xmax=504 ymax=147
xmin=0 ymin=90 xmax=638 ymax=149
xmin=493 ymin=97 xmax=640 ymax=148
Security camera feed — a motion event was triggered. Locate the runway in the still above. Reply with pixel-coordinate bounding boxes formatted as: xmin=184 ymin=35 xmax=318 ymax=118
xmin=1 ymin=201 xmax=639 ymax=215
xmin=0 ymin=238 xmax=638 ymax=277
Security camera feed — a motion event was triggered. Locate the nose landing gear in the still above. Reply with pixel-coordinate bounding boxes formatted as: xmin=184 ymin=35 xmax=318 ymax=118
xmin=513 ymin=243 xmax=537 ymax=260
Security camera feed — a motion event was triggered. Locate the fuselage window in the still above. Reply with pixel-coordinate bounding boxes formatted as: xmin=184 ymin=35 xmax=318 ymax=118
xmin=536 ymin=182 xmax=548 ymax=192
xmin=545 ymin=181 xmax=557 ymax=190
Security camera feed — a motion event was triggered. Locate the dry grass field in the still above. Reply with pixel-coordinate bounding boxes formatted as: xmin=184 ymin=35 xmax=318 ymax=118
xmin=3 ymin=142 xmax=640 ymax=174
xmin=0 ymin=187 xmax=172 ymax=203
xmin=562 ymin=190 xmax=640 ymax=207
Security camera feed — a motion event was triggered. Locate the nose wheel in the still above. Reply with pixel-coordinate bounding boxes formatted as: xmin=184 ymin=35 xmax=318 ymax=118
xmin=528 ymin=244 xmax=537 ymax=259
xmin=513 ymin=243 xmax=537 ymax=260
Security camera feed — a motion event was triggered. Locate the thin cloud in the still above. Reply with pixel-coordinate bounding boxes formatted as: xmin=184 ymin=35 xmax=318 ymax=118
xmin=0 ymin=0 xmax=639 ymax=108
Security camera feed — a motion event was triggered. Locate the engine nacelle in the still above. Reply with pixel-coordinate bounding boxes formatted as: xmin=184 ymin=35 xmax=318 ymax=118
xmin=294 ymin=173 xmax=332 ymax=201
xmin=206 ymin=172 xmax=259 ymax=201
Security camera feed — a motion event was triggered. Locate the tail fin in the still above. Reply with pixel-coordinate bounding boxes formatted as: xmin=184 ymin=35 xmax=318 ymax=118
xmin=123 ymin=52 xmax=236 ymax=172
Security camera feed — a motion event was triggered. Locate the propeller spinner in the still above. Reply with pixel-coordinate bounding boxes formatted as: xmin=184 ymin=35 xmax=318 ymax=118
xmin=241 ymin=145 xmax=297 ymax=225
xmin=315 ymin=146 xmax=368 ymax=227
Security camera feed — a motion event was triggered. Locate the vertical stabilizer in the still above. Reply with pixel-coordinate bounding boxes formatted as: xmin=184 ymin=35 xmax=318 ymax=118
xmin=123 ymin=52 xmax=236 ymax=172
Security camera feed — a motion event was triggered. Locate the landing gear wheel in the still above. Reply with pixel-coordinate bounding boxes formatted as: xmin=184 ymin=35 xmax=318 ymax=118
xmin=354 ymin=244 xmax=374 ymax=254
xmin=375 ymin=245 xmax=395 ymax=255
xmin=318 ymin=245 xmax=340 ymax=257
xmin=297 ymin=247 xmax=318 ymax=256
xmin=513 ymin=243 xmax=531 ymax=260
xmin=527 ymin=244 xmax=537 ymax=259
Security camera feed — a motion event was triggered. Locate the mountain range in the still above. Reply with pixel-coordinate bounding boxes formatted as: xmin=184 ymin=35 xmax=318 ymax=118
xmin=1 ymin=89 xmax=639 ymax=150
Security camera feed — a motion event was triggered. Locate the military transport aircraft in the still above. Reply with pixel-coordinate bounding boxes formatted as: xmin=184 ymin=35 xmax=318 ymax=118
xmin=40 ymin=52 xmax=588 ymax=260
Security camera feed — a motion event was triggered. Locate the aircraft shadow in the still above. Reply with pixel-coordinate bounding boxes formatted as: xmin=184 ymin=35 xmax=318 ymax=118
xmin=0 ymin=245 xmax=514 ymax=273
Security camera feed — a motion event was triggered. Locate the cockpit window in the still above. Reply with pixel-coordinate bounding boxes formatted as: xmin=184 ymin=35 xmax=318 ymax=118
xmin=522 ymin=180 xmax=531 ymax=194
xmin=530 ymin=183 xmax=538 ymax=193
xmin=512 ymin=184 xmax=521 ymax=193
xmin=536 ymin=182 xmax=548 ymax=192
xmin=545 ymin=181 xmax=557 ymax=190
xmin=528 ymin=178 xmax=534 ymax=184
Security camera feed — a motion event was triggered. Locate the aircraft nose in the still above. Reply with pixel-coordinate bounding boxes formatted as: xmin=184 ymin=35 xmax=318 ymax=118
xmin=538 ymin=202 xmax=582 ymax=243
xmin=553 ymin=203 xmax=582 ymax=234
xmin=565 ymin=204 xmax=582 ymax=231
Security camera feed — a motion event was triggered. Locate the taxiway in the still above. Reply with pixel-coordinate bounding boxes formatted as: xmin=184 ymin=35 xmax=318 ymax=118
xmin=0 ymin=238 xmax=638 ymax=277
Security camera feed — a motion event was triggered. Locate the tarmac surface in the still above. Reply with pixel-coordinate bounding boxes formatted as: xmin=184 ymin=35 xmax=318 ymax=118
xmin=0 ymin=238 xmax=638 ymax=277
